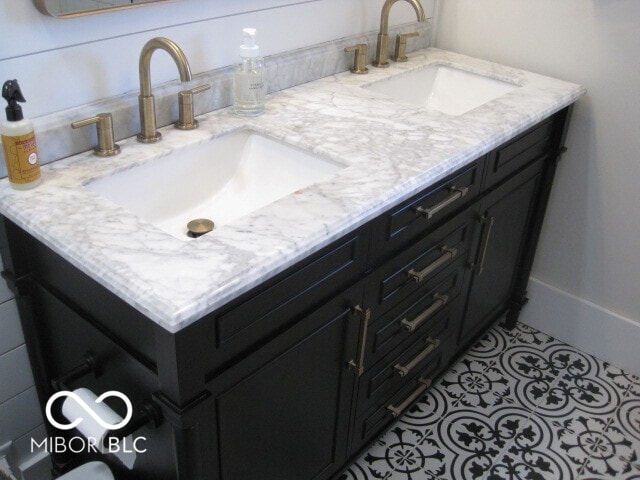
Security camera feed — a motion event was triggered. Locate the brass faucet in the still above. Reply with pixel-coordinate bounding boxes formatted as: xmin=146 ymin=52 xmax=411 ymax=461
xmin=137 ymin=37 xmax=193 ymax=143
xmin=373 ymin=0 xmax=426 ymax=68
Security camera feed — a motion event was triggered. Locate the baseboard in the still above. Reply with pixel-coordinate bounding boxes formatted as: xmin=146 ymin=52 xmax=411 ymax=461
xmin=519 ymin=277 xmax=640 ymax=376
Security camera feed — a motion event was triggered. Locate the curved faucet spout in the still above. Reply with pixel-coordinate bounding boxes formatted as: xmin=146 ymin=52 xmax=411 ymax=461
xmin=380 ymin=0 xmax=426 ymax=34
xmin=137 ymin=37 xmax=193 ymax=143
xmin=374 ymin=0 xmax=426 ymax=68
xmin=139 ymin=37 xmax=192 ymax=97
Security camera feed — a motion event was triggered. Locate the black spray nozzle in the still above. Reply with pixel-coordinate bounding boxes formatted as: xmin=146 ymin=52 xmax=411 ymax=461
xmin=2 ymin=79 xmax=26 ymax=121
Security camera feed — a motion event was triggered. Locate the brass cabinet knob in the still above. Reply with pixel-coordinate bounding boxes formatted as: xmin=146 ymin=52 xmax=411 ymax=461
xmin=393 ymin=32 xmax=419 ymax=62
xmin=344 ymin=44 xmax=369 ymax=74
xmin=175 ymin=84 xmax=211 ymax=130
xmin=71 ymin=113 xmax=120 ymax=157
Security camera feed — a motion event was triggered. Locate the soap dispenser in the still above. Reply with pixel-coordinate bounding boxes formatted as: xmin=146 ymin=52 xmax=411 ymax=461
xmin=233 ymin=28 xmax=266 ymax=116
xmin=1 ymin=79 xmax=41 ymax=190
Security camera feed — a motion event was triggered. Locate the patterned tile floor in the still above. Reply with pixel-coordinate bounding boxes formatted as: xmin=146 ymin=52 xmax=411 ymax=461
xmin=341 ymin=322 xmax=640 ymax=480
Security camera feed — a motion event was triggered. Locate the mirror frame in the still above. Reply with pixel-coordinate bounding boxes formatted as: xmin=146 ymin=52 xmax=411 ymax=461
xmin=33 ymin=0 xmax=174 ymax=18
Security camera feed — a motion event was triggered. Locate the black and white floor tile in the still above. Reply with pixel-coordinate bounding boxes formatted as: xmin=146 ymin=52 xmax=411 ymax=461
xmin=342 ymin=322 xmax=640 ymax=480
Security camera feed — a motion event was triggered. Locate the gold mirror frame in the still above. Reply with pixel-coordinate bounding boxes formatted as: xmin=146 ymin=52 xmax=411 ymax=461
xmin=33 ymin=0 xmax=173 ymax=18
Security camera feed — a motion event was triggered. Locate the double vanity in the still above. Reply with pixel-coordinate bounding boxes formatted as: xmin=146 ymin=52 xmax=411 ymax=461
xmin=0 ymin=41 xmax=584 ymax=480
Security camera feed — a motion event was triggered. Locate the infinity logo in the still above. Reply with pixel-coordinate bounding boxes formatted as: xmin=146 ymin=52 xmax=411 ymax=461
xmin=46 ymin=390 xmax=133 ymax=431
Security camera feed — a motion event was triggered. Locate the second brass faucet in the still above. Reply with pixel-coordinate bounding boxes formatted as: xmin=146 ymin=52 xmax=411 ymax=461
xmin=374 ymin=0 xmax=426 ymax=68
xmin=138 ymin=37 xmax=193 ymax=143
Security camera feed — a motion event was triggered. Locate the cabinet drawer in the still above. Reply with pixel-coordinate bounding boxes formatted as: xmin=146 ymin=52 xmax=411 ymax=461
xmin=364 ymin=263 xmax=466 ymax=367
xmin=365 ymin=207 xmax=475 ymax=316
xmin=356 ymin=306 xmax=454 ymax=418
xmin=206 ymin=227 xmax=368 ymax=374
xmin=350 ymin=335 xmax=453 ymax=452
xmin=484 ymin=117 xmax=554 ymax=189
xmin=369 ymin=160 xmax=483 ymax=264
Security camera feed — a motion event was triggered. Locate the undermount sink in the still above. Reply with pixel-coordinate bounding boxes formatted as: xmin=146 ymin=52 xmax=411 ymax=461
xmin=86 ymin=130 xmax=344 ymax=240
xmin=364 ymin=64 xmax=520 ymax=116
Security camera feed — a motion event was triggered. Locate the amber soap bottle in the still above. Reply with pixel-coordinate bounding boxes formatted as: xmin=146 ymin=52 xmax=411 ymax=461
xmin=1 ymin=79 xmax=41 ymax=190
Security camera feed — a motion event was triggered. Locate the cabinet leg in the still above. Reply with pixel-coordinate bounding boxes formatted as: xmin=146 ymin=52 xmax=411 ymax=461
xmin=504 ymin=294 xmax=529 ymax=330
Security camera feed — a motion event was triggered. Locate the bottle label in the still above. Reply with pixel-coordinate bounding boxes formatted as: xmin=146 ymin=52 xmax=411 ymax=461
xmin=1 ymin=132 xmax=41 ymax=184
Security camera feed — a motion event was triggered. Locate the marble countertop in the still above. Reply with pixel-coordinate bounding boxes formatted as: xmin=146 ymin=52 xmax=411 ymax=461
xmin=0 ymin=48 xmax=585 ymax=333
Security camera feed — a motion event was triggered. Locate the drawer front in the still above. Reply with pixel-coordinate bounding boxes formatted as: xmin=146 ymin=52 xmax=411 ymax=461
xmin=206 ymin=227 xmax=368 ymax=375
xmin=365 ymin=207 xmax=476 ymax=316
xmin=369 ymin=159 xmax=483 ymax=264
xmin=484 ymin=117 xmax=554 ymax=189
xmin=365 ymin=260 xmax=467 ymax=367
xmin=355 ymin=305 xmax=454 ymax=418
xmin=350 ymin=335 xmax=454 ymax=452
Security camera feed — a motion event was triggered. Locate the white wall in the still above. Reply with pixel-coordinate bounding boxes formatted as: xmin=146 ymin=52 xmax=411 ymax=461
xmin=434 ymin=0 xmax=640 ymax=371
xmin=1 ymin=0 xmax=433 ymax=118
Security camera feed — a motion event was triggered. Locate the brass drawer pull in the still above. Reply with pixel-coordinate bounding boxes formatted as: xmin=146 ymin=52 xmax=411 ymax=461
xmin=400 ymin=293 xmax=448 ymax=332
xmin=394 ymin=338 xmax=441 ymax=377
xmin=407 ymin=245 xmax=457 ymax=283
xmin=387 ymin=376 xmax=432 ymax=418
xmin=348 ymin=305 xmax=372 ymax=376
xmin=470 ymin=215 xmax=495 ymax=275
xmin=415 ymin=185 xmax=469 ymax=220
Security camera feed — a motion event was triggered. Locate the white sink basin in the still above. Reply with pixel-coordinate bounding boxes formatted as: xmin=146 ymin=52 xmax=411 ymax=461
xmin=86 ymin=130 xmax=344 ymax=240
xmin=364 ymin=64 xmax=519 ymax=116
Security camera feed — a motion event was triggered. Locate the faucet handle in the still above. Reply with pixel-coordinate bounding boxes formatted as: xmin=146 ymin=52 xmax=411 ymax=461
xmin=344 ymin=44 xmax=369 ymax=74
xmin=393 ymin=32 xmax=419 ymax=62
xmin=71 ymin=113 xmax=120 ymax=157
xmin=175 ymin=84 xmax=211 ymax=130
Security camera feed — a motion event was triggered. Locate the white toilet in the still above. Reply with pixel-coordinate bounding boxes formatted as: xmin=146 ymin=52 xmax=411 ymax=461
xmin=57 ymin=461 xmax=114 ymax=480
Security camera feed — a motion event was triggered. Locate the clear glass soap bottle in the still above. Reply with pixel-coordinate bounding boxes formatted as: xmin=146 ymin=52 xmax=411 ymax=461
xmin=233 ymin=28 xmax=266 ymax=116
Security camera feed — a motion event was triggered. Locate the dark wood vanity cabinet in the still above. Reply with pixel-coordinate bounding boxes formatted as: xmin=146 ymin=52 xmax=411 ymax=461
xmin=0 ymin=107 xmax=572 ymax=480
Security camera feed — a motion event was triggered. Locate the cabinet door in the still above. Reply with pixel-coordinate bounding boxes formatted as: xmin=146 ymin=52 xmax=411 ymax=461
xmin=460 ymin=159 xmax=545 ymax=346
xmin=208 ymin=283 xmax=364 ymax=480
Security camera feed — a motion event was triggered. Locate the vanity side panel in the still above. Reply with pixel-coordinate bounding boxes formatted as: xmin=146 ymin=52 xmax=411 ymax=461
xmin=6 ymin=222 xmax=157 ymax=370
xmin=26 ymin=283 xmax=179 ymax=479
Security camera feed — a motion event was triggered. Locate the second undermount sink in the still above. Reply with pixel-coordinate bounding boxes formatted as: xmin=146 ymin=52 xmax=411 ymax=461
xmin=364 ymin=64 xmax=520 ymax=116
xmin=86 ymin=130 xmax=345 ymax=240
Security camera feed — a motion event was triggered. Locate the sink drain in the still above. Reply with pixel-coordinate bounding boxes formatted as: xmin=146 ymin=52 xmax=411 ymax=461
xmin=187 ymin=218 xmax=215 ymax=238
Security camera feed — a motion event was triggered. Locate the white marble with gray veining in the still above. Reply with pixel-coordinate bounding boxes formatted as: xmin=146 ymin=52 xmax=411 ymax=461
xmin=0 ymin=48 xmax=586 ymax=333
